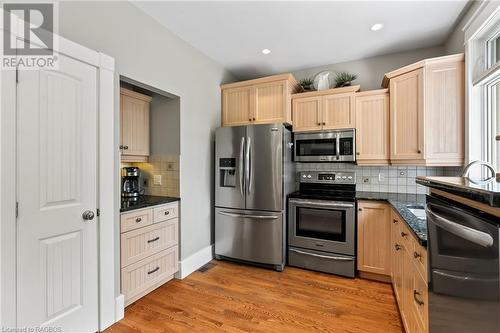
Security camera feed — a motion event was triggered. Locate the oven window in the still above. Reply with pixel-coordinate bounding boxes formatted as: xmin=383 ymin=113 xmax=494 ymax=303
xmin=296 ymin=207 xmax=346 ymax=241
xmin=296 ymin=139 xmax=336 ymax=156
xmin=436 ymin=226 xmax=498 ymax=260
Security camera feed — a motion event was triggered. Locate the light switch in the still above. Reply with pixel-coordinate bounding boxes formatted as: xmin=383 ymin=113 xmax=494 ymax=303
xmin=153 ymin=174 xmax=162 ymax=185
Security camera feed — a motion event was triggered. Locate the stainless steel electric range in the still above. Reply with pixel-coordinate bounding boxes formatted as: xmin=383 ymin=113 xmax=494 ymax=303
xmin=288 ymin=171 xmax=356 ymax=278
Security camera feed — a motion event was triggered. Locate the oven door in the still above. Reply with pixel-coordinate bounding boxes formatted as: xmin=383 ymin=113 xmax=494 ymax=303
xmin=288 ymin=198 xmax=355 ymax=255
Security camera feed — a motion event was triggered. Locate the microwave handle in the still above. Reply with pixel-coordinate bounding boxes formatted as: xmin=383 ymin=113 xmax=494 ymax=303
xmin=336 ymin=133 xmax=340 ymax=160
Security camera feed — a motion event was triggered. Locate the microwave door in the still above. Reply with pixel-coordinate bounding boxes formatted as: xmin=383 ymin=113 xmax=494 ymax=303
xmin=215 ymin=126 xmax=246 ymax=209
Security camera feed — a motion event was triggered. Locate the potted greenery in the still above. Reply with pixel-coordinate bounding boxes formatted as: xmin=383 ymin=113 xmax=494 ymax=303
xmin=334 ymin=72 xmax=358 ymax=88
xmin=298 ymin=77 xmax=314 ymax=92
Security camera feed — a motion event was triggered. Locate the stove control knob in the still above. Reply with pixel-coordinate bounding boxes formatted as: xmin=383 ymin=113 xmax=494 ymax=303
xmin=302 ymin=174 xmax=307 ymax=179
xmin=347 ymin=176 xmax=353 ymax=180
xmin=342 ymin=176 xmax=347 ymax=180
xmin=307 ymin=174 xmax=312 ymax=179
xmin=336 ymin=176 xmax=341 ymax=180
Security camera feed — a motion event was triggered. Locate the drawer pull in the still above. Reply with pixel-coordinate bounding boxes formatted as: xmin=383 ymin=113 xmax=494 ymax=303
xmin=164 ymin=211 xmax=170 ymax=216
xmin=135 ymin=217 xmax=142 ymax=223
xmin=413 ymin=290 xmax=424 ymax=306
xmin=147 ymin=267 xmax=160 ymax=275
xmin=393 ymin=219 xmax=398 ymax=224
xmin=413 ymin=251 xmax=421 ymax=259
xmin=401 ymin=231 xmax=408 ymax=238
xmin=394 ymin=244 xmax=402 ymax=251
xmin=147 ymin=237 xmax=160 ymax=243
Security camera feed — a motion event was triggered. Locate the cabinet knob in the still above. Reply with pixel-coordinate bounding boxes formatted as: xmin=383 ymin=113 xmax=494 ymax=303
xmin=135 ymin=217 xmax=142 ymax=223
xmin=249 ymin=118 xmax=252 ymax=121
xmin=322 ymin=122 xmax=326 ymax=125
xmin=394 ymin=244 xmax=402 ymax=251
xmin=317 ymin=122 xmax=321 ymax=126
xmin=358 ymin=208 xmax=362 ymax=211
xmin=253 ymin=118 xmax=256 ymax=121
xmin=413 ymin=251 xmax=421 ymax=259
xmin=119 ymin=145 xmax=124 ymax=150
xmin=356 ymin=152 xmax=360 ymax=156
xmin=417 ymin=150 xmax=422 ymax=154
xmin=401 ymin=231 xmax=408 ymax=238
xmin=393 ymin=219 xmax=398 ymax=224
xmin=123 ymin=145 xmax=129 ymax=150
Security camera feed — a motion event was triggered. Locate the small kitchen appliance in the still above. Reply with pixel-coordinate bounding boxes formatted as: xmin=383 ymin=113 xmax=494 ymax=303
xmin=121 ymin=166 xmax=142 ymax=198
xmin=288 ymin=171 xmax=357 ymax=277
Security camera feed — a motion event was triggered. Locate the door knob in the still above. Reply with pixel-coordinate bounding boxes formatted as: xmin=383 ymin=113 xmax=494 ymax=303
xmin=82 ymin=210 xmax=95 ymax=221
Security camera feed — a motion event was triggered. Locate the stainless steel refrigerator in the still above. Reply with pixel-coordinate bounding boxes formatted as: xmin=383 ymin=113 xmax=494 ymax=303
xmin=214 ymin=123 xmax=294 ymax=271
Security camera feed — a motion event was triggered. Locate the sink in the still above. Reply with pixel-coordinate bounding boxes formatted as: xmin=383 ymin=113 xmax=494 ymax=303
xmin=405 ymin=204 xmax=426 ymax=219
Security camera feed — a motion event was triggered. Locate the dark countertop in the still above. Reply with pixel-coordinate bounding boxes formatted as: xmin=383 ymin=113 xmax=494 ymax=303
xmin=416 ymin=176 xmax=500 ymax=207
xmin=357 ymin=192 xmax=427 ymax=247
xmin=121 ymin=195 xmax=180 ymax=213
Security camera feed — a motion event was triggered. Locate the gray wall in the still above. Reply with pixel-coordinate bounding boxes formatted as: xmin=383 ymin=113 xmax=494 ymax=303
xmin=444 ymin=1 xmax=482 ymax=54
xmin=58 ymin=1 xmax=235 ymax=295
xmin=150 ymin=94 xmax=180 ymax=156
xmin=292 ymin=45 xmax=446 ymax=90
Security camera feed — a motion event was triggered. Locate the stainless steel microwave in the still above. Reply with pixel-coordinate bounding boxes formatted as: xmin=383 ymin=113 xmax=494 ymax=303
xmin=293 ymin=129 xmax=355 ymax=162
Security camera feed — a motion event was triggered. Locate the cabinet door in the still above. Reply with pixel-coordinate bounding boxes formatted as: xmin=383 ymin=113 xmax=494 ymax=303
xmin=222 ymin=86 xmax=254 ymax=126
xmin=254 ymin=81 xmax=286 ymax=123
xmin=355 ymin=93 xmax=389 ymax=164
xmin=357 ymin=201 xmax=391 ymax=275
xmin=390 ymin=69 xmax=424 ymax=161
xmin=292 ymin=96 xmax=322 ymax=132
xmin=121 ymin=90 xmax=150 ymax=157
xmin=322 ymin=93 xmax=355 ymax=129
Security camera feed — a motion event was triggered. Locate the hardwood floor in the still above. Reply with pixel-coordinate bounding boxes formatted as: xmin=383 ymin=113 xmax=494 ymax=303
xmin=106 ymin=261 xmax=403 ymax=333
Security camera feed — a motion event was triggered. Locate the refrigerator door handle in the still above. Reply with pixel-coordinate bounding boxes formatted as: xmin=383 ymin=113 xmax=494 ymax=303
xmin=218 ymin=211 xmax=279 ymax=220
xmin=239 ymin=137 xmax=245 ymax=196
xmin=426 ymin=206 xmax=494 ymax=247
xmin=246 ymin=136 xmax=252 ymax=194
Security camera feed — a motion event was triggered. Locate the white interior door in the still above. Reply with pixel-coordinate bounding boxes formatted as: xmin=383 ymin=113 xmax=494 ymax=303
xmin=16 ymin=52 xmax=99 ymax=332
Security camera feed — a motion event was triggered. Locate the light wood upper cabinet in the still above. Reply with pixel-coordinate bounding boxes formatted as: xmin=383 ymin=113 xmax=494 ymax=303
xmin=222 ymin=86 xmax=254 ymax=126
xmin=292 ymin=96 xmax=322 ymax=132
xmin=355 ymin=89 xmax=390 ymax=165
xmin=384 ymin=53 xmax=464 ymax=166
xmin=292 ymin=85 xmax=360 ymax=132
xmin=357 ymin=201 xmax=391 ymax=276
xmin=221 ymin=74 xmax=297 ymax=127
xmin=120 ymin=88 xmax=152 ymax=162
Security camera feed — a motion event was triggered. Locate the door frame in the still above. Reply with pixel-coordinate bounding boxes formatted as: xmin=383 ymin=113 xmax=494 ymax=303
xmin=0 ymin=25 xmax=120 ymax=330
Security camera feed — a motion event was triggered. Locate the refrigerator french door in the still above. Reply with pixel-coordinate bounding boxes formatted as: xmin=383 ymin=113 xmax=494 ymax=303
xmin=215 ymin=124 xmax=293 ymax=271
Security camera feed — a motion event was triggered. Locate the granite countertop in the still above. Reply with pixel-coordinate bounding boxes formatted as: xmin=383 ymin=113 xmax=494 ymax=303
xmin=356 ymin=192 xmax=428 ymax=247
xmin=121 ymin=195 xmax=180 ymax=213
xmin=416 ymin=176 xmax=500 ymax=207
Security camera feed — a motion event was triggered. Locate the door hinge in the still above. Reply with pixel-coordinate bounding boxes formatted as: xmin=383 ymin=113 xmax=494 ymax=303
xmin=96 ymin=208 xmax=100 ymax=217
xmin=16 ymin=202 xmax=19 ymax=218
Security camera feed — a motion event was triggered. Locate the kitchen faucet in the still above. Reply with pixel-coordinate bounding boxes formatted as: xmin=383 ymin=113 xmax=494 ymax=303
xmin=461 ymin=160 xmax=496 ymax=182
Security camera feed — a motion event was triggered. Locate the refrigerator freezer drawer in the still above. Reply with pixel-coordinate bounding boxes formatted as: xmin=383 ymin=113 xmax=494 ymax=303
xmin=215 ymin=207 xmax=284 ymax=266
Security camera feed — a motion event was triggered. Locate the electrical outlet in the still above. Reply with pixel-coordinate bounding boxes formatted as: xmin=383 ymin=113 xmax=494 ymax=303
xmin=153 ymin=174 xmax=162 ymax=185
xmin=378 ymin=173 xmax=386 ymax=182
xmin=362 ymin=177 xmax=370 ymax=184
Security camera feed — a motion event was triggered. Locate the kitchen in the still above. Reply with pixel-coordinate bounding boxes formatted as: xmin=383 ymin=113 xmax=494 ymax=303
xmin=1 ymin=1 xmax=500 ymax=333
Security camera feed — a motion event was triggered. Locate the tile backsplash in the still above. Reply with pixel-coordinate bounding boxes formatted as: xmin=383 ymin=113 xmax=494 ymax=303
xmin=123 ymin=155 xmax=180 ymax=197
xmin=295 ymin=163 xmax=462 ymax=194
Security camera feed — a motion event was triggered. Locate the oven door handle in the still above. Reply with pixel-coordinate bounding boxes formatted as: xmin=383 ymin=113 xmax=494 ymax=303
xmin=218 ymin=211 xmax=279 ymax=220
xmin=290 ymin=200 xmax=354 ymax=209
xmin=290 ymin=249 xmax=354 ymax=261
xmin=426 ymin=206 xmax=494 ymax=248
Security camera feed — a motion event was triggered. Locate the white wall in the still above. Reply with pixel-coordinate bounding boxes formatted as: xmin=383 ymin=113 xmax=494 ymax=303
xmin=292 ymin=46 xmax=446 ymax=90
xmin=150 ymin=94 xmax=180 ymax=156
xmin=58 ymin=1 xmax=235 ymax=294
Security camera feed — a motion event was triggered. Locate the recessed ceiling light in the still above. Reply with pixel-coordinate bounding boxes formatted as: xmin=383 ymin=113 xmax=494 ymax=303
xmin=261 ymin=48 xmax=271 ymax=55
xmin=370 ymin=23 xmax=384 ymax=31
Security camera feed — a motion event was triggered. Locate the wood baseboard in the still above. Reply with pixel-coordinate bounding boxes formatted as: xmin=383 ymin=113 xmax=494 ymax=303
xmin=358 ymin=271 xmax=392 ymax=283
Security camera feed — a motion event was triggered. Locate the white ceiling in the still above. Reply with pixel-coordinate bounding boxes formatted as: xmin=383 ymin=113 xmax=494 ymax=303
xmin=133 ymin=1 xmax=469 ymax=79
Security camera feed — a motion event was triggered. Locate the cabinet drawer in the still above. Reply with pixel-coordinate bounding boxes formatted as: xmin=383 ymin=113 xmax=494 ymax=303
xmin=153 ymin=203 xmax=178 ymax=223
xmin=412 ymin=240 xmax=427 ymax=282
xmin=121 ymin=209 xmax=153 ymax=233
xmin=121 ymin=247 xmax=178 ymax=305
xmin=121 ymin=220 xmax=178 ymax=268
xmin=411 ymin=267 xmax=429 ymax=330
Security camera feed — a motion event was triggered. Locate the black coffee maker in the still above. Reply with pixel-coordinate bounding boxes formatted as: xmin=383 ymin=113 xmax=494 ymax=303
xmin=121 ymin=167 xmax=142 ymax=197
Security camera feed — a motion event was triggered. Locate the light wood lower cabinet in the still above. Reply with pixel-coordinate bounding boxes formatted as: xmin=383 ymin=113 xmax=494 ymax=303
xmin=120 ymin=201 xmax=179 ymax=306
xmin=357 ymin=201 xmax=391 ymax=276
xmin=391 ymin=209 xmax=429 ymax=333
